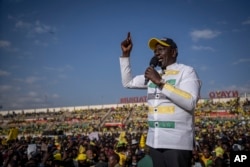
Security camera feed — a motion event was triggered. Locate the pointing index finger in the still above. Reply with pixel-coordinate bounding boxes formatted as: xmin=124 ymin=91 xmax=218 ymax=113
xmin=127 ymin=32 xmax=131 ymax=40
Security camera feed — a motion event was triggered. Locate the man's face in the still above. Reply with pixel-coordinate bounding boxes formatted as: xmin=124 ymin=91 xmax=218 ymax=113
xmin=203 ymin=148 xmax=210 ymax=158
xmin=86 ymin=150 xmax=94 ymax=160
xmin=108 ymin=156 xmax=117 ymax=167
xmin=154 ymin=43 xmax=176 ymax=69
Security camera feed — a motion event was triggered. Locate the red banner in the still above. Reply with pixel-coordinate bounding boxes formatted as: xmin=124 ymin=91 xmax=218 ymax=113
xmin=209 ymin=90 xmax=238 ymax=99
xmin=120 ymin=96 xmax=147 ymax=103
xmin=104 ymin=123 xmax=125 ymax=127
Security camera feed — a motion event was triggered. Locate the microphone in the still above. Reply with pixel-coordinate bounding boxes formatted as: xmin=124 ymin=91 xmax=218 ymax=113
xmin=144 ymin=56 xmax=159 ymax=85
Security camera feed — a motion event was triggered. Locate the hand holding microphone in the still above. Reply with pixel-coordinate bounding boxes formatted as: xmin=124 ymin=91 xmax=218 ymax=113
xmin=144 ymin=56 xmax=161 ymax=85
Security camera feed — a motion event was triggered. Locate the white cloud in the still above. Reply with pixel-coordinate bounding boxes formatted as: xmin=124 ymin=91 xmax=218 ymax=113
xmin=24 ymin=76 xmax=45 ymax=84
xmin=43 ymin=65 xmax=73 ymax=73
xmin=192 ymin=45 xmax=215 ymax=51
xmin=233 ymin=58 xmax=250 ymax=65
xmin=34 ymin=26 xmax=46 ymax=34
xmin=0 ymin=40 xmax=19 ymax=52
xmin=0 ymin=85 xmax=12 ymax=92
xmin=238 ymin=85 xmax=250 ymax=94
xmin=242 ymin=17 xmax=250 ymax=25
xmin=15 ymin=91 xmax=59 ymax=107
xmin=0 ymin=40 xmax=11 ymax=48
xmin=15 ymin=20 xmax=32 ymax=29
xmin=190 ymin=29 xmax=221 ymax=41
xmin=222 ymin=84 xmax=250 ymax=96
xmin=13 ymin=18 xmax=56 ymax=37
xmin=34 ymin=40 xmax=48 ymax=47
xmin=34 ymin=20 xmax=56 ymax=34
xmin=52 ymin=94 xmax=59 ymax=98
xmin=28 ymin=91 xmax=38 ymax=97
xmin=0 ymin=70 xmax=11 ymax=76
xmin=0 ymin=89 xmax=60 ymax=110
xmin=17 ymin=95 xmax=44 ymax=104
xmin=44 ymin=66 xmax=62 ymax=72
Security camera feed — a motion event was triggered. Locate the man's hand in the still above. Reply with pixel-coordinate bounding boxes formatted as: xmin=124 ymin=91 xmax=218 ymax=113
xmin=145 ymin=67 xmax=162 ymax=86
xmin=121 ymin=32 xmax=133 ymax=57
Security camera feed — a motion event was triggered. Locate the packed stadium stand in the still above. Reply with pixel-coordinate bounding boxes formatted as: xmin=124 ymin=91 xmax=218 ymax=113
xmin=0 ymin=95 xmax=249 ymax=167
xmin=0 ymin=96 xmax=249 ymax=137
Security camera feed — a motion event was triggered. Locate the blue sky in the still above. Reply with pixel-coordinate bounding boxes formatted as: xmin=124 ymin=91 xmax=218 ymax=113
xmin=0 ymin=0 xmax=250 ymax=110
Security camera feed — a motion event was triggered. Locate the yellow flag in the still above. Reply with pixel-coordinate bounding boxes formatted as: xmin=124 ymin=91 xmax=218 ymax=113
xmin=118 ymin=131 xmax=127 ymax=145
xmin=139 ymin=134 xmax=146 ymax=149
xmin=115 ymin=151 xmax=126 ymax=166
xmin=79 ymin=145 xmax=85 ymax=154
xmin=7 ymin=128 xmax=19 ymax=141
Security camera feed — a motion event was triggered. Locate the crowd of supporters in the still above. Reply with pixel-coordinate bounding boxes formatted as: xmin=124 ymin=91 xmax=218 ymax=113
xmin=0 ymin=97 xmax=249 ymax=167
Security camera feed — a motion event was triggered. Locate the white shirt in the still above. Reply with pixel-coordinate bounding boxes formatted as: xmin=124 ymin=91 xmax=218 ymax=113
xmin=120 ymin=57 xmax=201 ymax=150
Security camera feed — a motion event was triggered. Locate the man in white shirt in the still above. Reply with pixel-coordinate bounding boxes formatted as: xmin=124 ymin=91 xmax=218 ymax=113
xmin=119 ymin=32 xmax=201 ymax=167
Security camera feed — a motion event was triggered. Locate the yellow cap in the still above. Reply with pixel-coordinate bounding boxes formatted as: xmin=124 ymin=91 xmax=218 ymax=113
xmin=148 ymin=37 xmax=177 ymax=50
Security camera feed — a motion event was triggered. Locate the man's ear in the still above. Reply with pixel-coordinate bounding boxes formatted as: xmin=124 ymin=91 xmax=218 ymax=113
xmin=171 ymin=48 xmax=177 ymax=58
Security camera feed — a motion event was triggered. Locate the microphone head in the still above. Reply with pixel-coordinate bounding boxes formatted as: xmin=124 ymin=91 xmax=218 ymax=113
xmin=149 ymin=56 xmax=159 ymax=67
xmin=144 ymin=56 xmax=159 ymax=85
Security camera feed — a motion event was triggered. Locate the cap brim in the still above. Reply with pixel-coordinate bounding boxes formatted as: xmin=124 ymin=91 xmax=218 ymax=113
xmin=148 ymin=38 xmax=170 ymax=50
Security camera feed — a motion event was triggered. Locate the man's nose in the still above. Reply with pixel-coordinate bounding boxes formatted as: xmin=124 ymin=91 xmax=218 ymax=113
xmin=154 ymin=53 xmax=161 ymax=58
xmin=154 ymin=50 xmax=160 ymax=56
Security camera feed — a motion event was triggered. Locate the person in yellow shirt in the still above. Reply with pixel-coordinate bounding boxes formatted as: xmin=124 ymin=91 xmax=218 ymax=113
xmin=77 ymin=153 xmax=92 ymax=167
xmin=199 ymin=148 xmax=213 ymax=167
xmin=114 ymin=143 xmax=127 ymax=166
xmin=213 ymin=139 xmax=224 ymax=158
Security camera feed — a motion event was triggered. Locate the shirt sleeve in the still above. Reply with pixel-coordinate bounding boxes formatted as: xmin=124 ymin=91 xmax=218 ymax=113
xmin=161 ymin=67 xmax=201 ymax=112
xmin=119 ymin=57 xmax=147 ymax=89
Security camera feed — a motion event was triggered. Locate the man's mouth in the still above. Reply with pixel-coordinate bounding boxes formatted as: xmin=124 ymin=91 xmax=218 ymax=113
xmin=157 ymin=57 xmax=163 ymax=66
xmin=158 ymin=58 xmax=163 ymax=62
